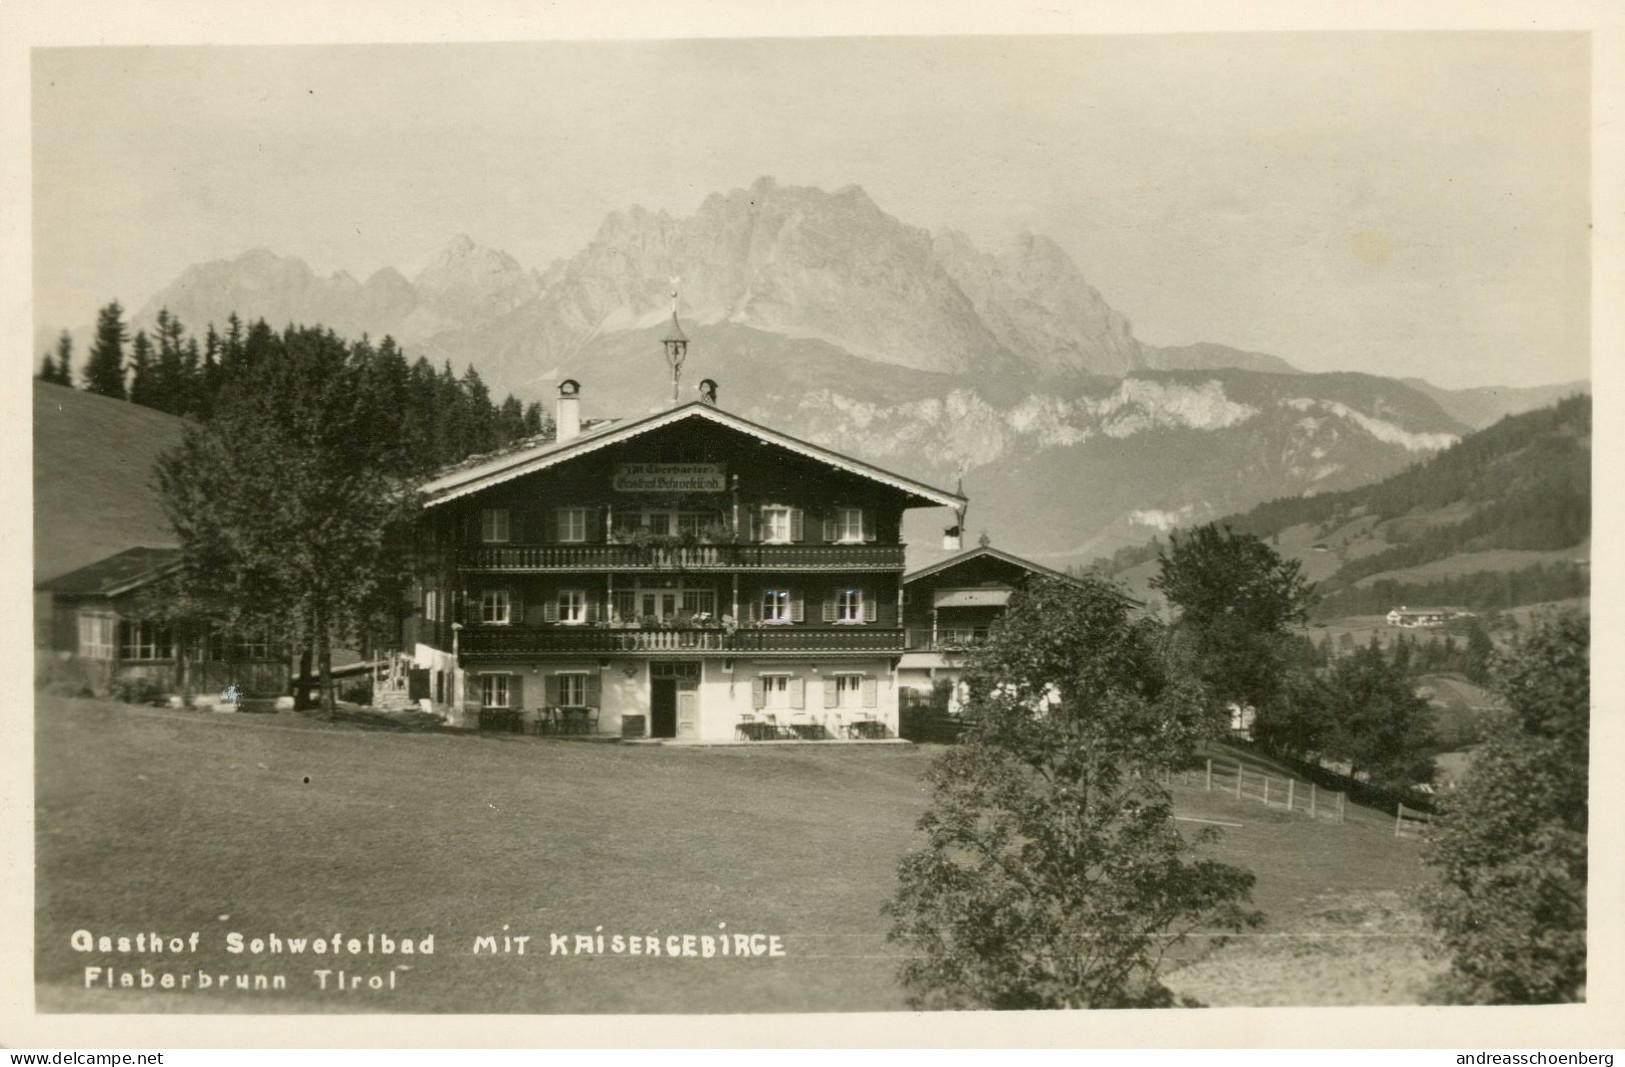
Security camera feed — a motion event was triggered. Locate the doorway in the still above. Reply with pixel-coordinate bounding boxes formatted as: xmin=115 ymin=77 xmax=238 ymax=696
xmin=651 ymin=661 xmax=701 ymax=739
xmin=651 ymin=678 xmax=678 ymax=738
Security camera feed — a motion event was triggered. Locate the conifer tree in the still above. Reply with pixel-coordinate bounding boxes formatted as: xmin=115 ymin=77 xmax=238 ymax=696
xmin=83 ymin=301 xmax=129 ymax=399
xmin=128 ymin=331 xmax=158 ymax=408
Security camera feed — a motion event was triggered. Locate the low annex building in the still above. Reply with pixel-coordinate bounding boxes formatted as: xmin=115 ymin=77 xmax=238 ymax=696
xmin=36 ymin=546 xmax=288 ymax=699
xmin=402 ymin=320 xmax=966 ymax=741
xmin=896 ymin=544 xmax=1084 ymax=709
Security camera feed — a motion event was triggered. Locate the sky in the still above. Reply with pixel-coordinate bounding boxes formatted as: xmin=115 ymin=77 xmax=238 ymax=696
xmin=30 ymin=33 xmax=1591 ymax=389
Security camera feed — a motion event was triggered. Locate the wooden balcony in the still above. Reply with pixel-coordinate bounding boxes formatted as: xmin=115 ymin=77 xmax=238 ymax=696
xmin=461 ymin=543 xmax=906 ymax=573
xmin=905 ymin=627 xmax=991 ymax=651
xmin=461 ymin=625 xmax=906 ymax=657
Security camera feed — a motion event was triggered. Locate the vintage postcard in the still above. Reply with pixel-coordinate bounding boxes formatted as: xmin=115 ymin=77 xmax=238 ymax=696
xmin=3 ymin=0 xmax=1621 ymax=1050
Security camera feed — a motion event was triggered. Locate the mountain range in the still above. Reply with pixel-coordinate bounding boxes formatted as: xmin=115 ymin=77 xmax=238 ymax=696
xmin=52 ymin=176 xmax=1587 ymax=569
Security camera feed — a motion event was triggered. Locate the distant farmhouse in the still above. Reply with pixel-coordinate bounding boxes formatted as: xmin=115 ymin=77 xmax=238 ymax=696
xmin=1385 ymin=605 xmax=1474 ymax=628
xmin=896 ymin=545 xmax=1084 ymax=713
xmin=388 ymin=313 xmax=967 ymax=740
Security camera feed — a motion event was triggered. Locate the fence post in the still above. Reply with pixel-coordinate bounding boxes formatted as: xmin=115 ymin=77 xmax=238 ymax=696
xmin=1395 ymin=803 xmax=1404 ymax=838
xmin=1263 ymin=776 xmax=1270 ymax=806
xmin=1235 ymin=764 xmax=1243 ymax=800
xmin=1310 ymin=782 xmax=1317 ymax=819
xmin=1287 ymin=778 xmax=1295 ymax=813
xmin=1338 ymin=791 xmax=1345 ymax=824
xmin=1206 ymin=759 xmax=1213 ymax=791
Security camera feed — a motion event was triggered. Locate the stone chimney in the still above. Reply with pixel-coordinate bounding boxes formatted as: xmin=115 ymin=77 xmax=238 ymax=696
xmin=557 ymin=379 xmax=581 ymax=443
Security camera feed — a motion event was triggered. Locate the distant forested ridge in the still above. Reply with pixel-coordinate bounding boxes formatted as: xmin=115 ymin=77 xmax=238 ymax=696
xmin=1095 ymin=395 xmax=1591 ymax=617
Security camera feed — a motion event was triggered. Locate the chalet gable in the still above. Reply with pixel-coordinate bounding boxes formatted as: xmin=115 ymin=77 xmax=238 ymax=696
xmin=903 ymin=545 xmax=1081 ymax=591
xmin=419 ymin=400 xmax=964 ymax=511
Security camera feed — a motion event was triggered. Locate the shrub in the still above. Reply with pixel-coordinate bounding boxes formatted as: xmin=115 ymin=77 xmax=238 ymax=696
xmin=109 ymin=672 xmax=167 ymax=705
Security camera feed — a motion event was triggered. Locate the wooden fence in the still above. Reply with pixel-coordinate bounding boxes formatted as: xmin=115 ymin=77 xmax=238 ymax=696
xmin=1153 ymin=759 xmax=1347 ymax=824
xmin=1394 ymin=802 xmax=1434 ymax=838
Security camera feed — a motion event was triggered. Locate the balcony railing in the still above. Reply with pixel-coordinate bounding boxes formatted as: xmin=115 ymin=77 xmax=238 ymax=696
xmin=461 ymin=543 xmax=905 ymax=573
xmin=462 ymin=626 xmax=906 ymax=656
xmin=905 ymin=627 xmax=991 ymax=651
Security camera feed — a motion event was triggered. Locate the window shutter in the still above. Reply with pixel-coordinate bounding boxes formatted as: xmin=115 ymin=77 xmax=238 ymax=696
xmin=585 ymin=594 xmax=600 ymax=624
xmin=545 ymin=674 xmax=561 ymax=705
xmin=822 ymin=591 xmax=837 ymax=623
xmin=543 ymin=598 xmax=558 ymax=623
xmin=791 ymin=508 xmax=805 ymax=543
xmin=821 ymin=513 xmax=837 ymax=542
xmin=543 ymin=508 xmax=558 ymax=544
xmin=586 ymin=507 xmax=603 ymax=544
xmin=862 ymin=676 xmax=878 ymax=708
xmin=748 ymin=596 xmax=761 ymax=623
xmin=862 ymin=509 xmax=876 ymax=543
xmin=791 ymin=591 xmax=805 ymax=623
xmin=789 ymin=676 xmax=805 ymax=709
xmin=585 ymin=673 xmax=601 ymax=707
xmin=824 ymin=677 xmax=839 ymax=709
xmin=747 ymin=508 xmax=761 ymax=543
xmin=862 ymin=589 xmax=875 ymax=624
xmin=508 ymin=589 xmax=523 ymax=625
xmin=750 ymin=676 xmax=765 ymax=709
xmin=510 ymin=674 xmax=525 ymax=711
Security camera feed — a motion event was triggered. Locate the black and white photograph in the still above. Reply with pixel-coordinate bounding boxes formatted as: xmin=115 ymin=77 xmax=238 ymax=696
xmin=5 ymin=0 xmax=1620 ymax=1049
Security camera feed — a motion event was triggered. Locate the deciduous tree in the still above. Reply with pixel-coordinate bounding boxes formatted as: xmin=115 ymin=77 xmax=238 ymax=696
xmin=1422 ymin=612 xmax=1588 ymax=1004
xmin=155 ymin=325 xmax=418 ymax=714
xmin=885 ymin=576 xmax=1261 ymax=1009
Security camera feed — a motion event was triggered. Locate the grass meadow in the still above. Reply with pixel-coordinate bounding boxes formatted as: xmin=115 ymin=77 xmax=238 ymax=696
xmin=34 ymin=694 xmax=1441 ymax=1013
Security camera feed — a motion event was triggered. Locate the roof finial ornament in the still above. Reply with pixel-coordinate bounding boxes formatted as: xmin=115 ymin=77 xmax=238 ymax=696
xmin=661 ymin=276 xmax=689 ymax=406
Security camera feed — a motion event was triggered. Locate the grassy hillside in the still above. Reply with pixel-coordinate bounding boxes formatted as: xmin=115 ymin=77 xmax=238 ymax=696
xmin=36 ymin=695 xmax=1441 ymax=1012
xmin=33 ymin=381 xmax=189 ymax=583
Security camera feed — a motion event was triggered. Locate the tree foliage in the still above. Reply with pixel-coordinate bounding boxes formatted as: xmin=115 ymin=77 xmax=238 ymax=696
xmin=83 ymin=301 xmax=128 ymax=399
xmin=1422 ymin=612 xmax=1588 ymax=1003
xmin=154 ymin=325 xmax=420 ymax=713
xmin=885 ymin=575 xmax=1260 ymax=1009
xmin=1151 ymin=523 xmax=1315 ymax=714
xmin=1318 ymin=641 xmax=1437 ymax=791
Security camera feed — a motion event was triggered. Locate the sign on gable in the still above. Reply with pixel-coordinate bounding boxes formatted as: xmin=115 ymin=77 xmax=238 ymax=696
xmin=612 ymin=463 xmax=727 ymax=493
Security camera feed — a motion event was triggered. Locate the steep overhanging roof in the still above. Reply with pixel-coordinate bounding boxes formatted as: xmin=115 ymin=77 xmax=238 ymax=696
xmin=37 ymin=546 xmax=181 ymax=597
xmin=420 ymin=401 xmax=966 ymax=510
xmin=903 ymin=545 xmax=1084 ymax=588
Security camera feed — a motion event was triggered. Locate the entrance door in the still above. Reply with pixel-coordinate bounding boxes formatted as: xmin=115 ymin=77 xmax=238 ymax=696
xmin=676 ymin=687 xmax=699 ymax=740
xmin=651 ymin=678 xmax=678 ymax=739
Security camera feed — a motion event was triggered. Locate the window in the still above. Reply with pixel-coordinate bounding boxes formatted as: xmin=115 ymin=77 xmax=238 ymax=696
xmin=763 ymin=674 xmax=791 ymax=710
xmin=761 ymin=588 xmax=792 ymax=624
xmin=119 ymin=620 xmax=172 ymax=662
xmin=557 ymin=589 xmax=586 ymax=625
xmin=480 ymin=508 xmax=510 ymax=543
xmin=78 ymin=613 xmax=115 ymax=659
xmin=835 ymin=674 xmax=865 ymax=710
xmin=479 ymin=674 xmax=511 ymax=709
xmin=836 ymin=507 xmax=866 ymax=543
xmin=761 ymin=506 xmax=792 ymax=544
xmin=424 ymin=589 xmax=440 ymax=622
xmin=480 ymin=589 xmax=511 ymax=625
xmin=233 ymin=633 xmax=271 ymax=659
xmin=677 ymin=511 xmax=715 ymax=537
xmin=611 ymin=589 xmax=637 ymax=622
xmin=557 ymin=672 xmax=588 ymax=707
xmin=681 ymin=588 xmax=716 ymax=616
xmin=835 ymin=588 xmax=865 ymax=624
xmin=557 ymin=507 xmax=588 ymax=543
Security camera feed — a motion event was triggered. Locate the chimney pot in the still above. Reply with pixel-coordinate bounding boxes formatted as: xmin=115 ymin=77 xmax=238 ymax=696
xmin=557 ymin=379 xmax=581 ymax=442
